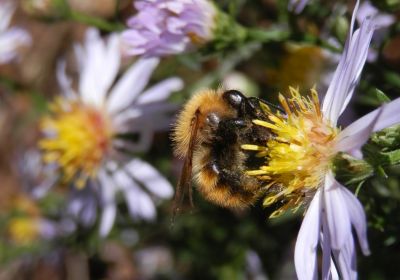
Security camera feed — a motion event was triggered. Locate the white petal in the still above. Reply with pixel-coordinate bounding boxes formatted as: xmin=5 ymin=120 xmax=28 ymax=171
xmin=341 ymin=187 xmax=370 ymax=255
xmin=337 ymin=97 xmax=400 ymax=152
xmin=98 ymin=170 xmax=117 ymax=236
xmin=322 ymin=0 xmax=376 ymax=125
xmin=107 ymin=57 xmax=160 ymax=114
xmin=113 ymin=168 xmax=156 ymax=220
xmin=99 ymin=203 xmax=116 ymax=237
xmin=134 ymin=189 xmax=156 ymax=220
xmin=294 ymin=189 xmax=321 ymax=280
xmin=77 ymin=29 xmax=120 ymax=107
xmin=79 ymin=29 xmax=106 ymax=105
xmin=323 ymin=173 xmax=352 ymax=250
xmin=103 ymin=33 xmax=121 ymax=84
xmin=125 ymin=158 xmax=173 ymax=199
xmin=137 ymin=77 xmax=183 ymax=104
xmin=82 ymin=31 xmax=120 ymax=107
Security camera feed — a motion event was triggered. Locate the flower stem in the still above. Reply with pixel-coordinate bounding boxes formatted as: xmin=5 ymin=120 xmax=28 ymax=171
xmin=69 ymin=11 xmax=124 ymax=32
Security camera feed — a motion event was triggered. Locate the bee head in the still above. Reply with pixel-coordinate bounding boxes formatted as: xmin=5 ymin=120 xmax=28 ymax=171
xmin=222 ymin=90 xmax=246 ymax=110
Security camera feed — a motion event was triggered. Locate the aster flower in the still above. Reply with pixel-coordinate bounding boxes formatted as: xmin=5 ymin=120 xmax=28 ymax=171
xmin=0 ymin=0 xmax=31 ymax=64
xmin=121 ymin=0 xmax=217 ymax=57
xmin=39 ymin=28 xmax=183 ymax=236
xmin=5 ymin=195 xmax=58 ymax=246
xmin=243 ymin=1 xmax=400 ymax=278
xmin=7 ymin=216 xmax=57 ymax=245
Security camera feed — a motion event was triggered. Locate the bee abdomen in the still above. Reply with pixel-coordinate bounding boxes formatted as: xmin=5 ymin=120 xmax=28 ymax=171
xmin=195 ymin=162 xmax=261 ymax=209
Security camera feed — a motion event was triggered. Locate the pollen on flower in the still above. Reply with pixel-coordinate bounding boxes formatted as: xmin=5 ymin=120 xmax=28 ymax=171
xmin=39 ymin=98 xmax=113 ymax=188
xmin=243 ymin=87 xmax=338 ymax=217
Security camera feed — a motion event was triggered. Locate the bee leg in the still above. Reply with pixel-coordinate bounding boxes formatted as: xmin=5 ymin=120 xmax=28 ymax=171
xmin=247 ymin=97 xmax=285 ymax=116
xmin=219 ymin=118 xmax=246 ymax=130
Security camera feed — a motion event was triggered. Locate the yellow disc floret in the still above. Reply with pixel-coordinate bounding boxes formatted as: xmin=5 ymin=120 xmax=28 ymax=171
xmin=39 ymin=98 xmax=113 ymax=188
xmin=243 ymin=87 xmax=338 ymax=217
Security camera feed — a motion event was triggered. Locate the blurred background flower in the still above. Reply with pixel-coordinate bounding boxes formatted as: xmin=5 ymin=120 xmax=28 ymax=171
xmin=0 ymin=0 xmax=31 ymax=64
xmin=38 ymin=28 xmax=182 ymax=236
xmin=121 ymin=0 xmax=217 ymax=57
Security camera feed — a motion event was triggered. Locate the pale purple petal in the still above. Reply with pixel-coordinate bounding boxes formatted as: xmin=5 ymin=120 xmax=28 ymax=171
xmin=322 ymin=0 xmax=376 ymax=125
xmin=68 ymin=185 xmax=98 ymax=227
xmin=321 ymin=216 xmax=332 ymax=280
xmin=57 ymin=60 xmax=76 ymax=99
xmin=107 ymin=57 xmax=160 ymax=114
xmin=341 ymin=187 xmax=370 ymax=255
xmin=137 ymin=77 xmax=183 ymax=104
xmin=357 ymin=1 xmax=395 ymax=28
xmin=288 ymin=0 xmax=309 ymax=14
xmin=18 ymin=149 xmax=59 ymax=199
xmin=122 ymin=0 xmax=216 ymax=57
xmin=0 ymin=1 xmax=15 ymax=31
xmin=0 ymin=27 xmax=31 ymax=64
xmin=336 ymin=106 xmax=383 ymax=152
xmin=125 ymin=158 xmax=174 ymax=199
xmin=38 ymin=220 xmax=58 ymax=240
xmin=333 ymin=237 xmax=357 ymax=280
xmin=113 ymin=103 xmax=177 ymax=127
xmin=113 ymin=131 xmax=153 ymax=153
xmin=295 ymin=189 xmax=321 ymax=280
xmin=323 ymin=173 xmax=352 ymax=250
xmin=337 ymin=97 xmax=400 ymax=152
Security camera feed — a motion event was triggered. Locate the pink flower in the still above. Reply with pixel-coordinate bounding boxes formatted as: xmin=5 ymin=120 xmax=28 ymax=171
xmin=121 ymin=0 xmax=216 ymax=57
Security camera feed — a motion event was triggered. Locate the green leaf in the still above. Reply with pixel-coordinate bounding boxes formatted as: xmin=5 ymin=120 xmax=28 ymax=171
xmin=374 ymin=88 xmax=391 ymax=103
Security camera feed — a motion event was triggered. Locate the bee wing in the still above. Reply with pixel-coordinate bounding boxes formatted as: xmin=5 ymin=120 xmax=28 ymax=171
xmin=172 ymin=109 xmax=200 ymax=215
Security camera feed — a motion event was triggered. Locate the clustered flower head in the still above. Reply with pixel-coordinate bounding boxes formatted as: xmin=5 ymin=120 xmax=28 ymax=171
xmin=38 ymin=29 xmax=182 ymax=236
xmin=121 ymin=0 xmax=217 ymax=57
xmin=5 ymin=195 xmax=58 ymax=246
xmin=243 ymin=1 xmax=400 ymax=278
xmin=0 ymin=0 xmax=31 ymax=64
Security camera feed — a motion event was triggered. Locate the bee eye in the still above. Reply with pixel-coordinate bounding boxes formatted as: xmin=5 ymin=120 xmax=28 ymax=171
xmin=223 ymin=90 xmax=245 ymax=109
xmin=207 ymin=112 xmax=220 ymax=125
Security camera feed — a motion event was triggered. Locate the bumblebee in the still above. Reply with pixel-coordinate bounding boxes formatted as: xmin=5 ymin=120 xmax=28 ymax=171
xmin=172 ymin=89 xmax=273 ymax=212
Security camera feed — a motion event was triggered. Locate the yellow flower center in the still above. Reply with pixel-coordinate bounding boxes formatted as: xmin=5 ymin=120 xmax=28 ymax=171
xmin=39 ymin=98 xmax=113 ymax=188
xmin=243 ymin=87 xmax=338 ymax=217
xmin=8 ymin=217 xmax=40 ymax=245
